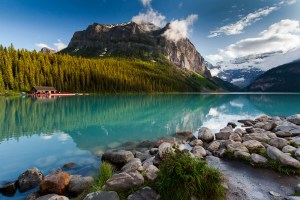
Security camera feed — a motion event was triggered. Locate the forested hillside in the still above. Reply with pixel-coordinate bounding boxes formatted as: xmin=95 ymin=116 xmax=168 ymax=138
xmin=0 ymin=45 xmax=219 ymax=93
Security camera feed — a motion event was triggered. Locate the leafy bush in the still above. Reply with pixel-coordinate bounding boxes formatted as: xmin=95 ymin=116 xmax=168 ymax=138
xmin=155 ymin=150 xmax=225 ymax=200
xmin=94 ymin=162 xmax=113 ymax=190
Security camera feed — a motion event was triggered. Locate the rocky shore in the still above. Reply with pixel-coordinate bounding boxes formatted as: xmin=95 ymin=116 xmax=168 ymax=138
xmin=1 ymin=114 xmax=300 ymax=200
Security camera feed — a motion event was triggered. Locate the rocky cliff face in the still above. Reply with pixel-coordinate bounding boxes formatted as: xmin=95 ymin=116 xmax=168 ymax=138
xmin=41 ymin=47 xmax=56 ymax=54
xmin=66 ymin=22 xmax=211 ymax=77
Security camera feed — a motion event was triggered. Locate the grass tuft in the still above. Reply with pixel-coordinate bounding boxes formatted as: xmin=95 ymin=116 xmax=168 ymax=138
xmin=154 ymin=150 xmax=225 ymax=200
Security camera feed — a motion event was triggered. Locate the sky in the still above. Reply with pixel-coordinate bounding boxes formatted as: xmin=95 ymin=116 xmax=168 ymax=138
xmin=0 ymin=0 xmax=300 ymax=70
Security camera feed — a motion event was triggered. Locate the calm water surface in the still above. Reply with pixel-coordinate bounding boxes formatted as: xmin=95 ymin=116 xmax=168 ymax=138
xmin=1 ymin=93 xmax=300 ymax=199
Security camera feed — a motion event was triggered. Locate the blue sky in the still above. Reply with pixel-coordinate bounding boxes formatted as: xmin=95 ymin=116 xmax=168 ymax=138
xmin=0 ymin=0 xmax=300 ymax=68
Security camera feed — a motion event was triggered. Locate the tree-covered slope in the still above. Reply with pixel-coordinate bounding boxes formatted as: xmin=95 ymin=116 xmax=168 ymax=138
xmin=247 ymin=59 xmax=300 ymax=92
xmin=0 ymin=45 xmax=220 ymax=93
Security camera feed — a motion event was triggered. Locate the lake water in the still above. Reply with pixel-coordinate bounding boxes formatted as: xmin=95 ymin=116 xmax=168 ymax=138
xmin=1 ymin=93 xmax=300 ymax=199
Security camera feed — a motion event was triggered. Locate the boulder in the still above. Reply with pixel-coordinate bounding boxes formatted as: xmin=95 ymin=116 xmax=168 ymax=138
xmin=189 ymin=139 xmax=203 ymax=147
xmin=262 ymin=123 xmax=276 ymax=131
xmin=62 ymin=162 xmax=76 ymax=169
xmin=238 ymin=119 xmax=255 ymax=126
xmin=68 ymin=175 xmax=94 ymax=196
xmin=103 ymin=172 xmax=144 ymax=191
xmin=251 ymin=154 xmax=268 ymax=164
xmin=269 ymin=138 xmax=289 ymax=149
xmin=243 ymin=140 xmax=265 ymax=151
xmin=265 ymin=131 xmax=277 ymax=139
xmin=229 ymin=132 xmax=242 ymax=142
xmin=295 ymin=148 xmax=300 ymax=159
xmin=227 ymin=142 xmax=249 ymax=153
xmin=121 ymin=158 xmax=142 ymax=173
xmin=18 ymin=167 xmax=43 ymax=193
xmin=0 ymin=181 xmax=17 ymax=196
xmin=134 ymin=151 xmax=149 ymax=162
xmin=275 ymin=126 xmax=300 ymax=136
xmin=191 ymin=146 xmax=207 ymax=159
xmin=127 ymin=187 xmax=160 ymax=200
xmin=144 ymin=165 xmax=159 ymax=181
xmin=243 ymin=133 xmax=270 ymax=143
xmin=198 ymin=127 xmax=214 ymax=142
xmin=175 ymin=131 xmax=196 ymax=141
xmin=267 ymin=146 xmax=300 ymax=169
xmin=287 ymin=114 xmax=300 ymax=125
xmin=102 ymin=150 xmax=134 ymax=166
xmin=149 ymin=148 xmax=158 ymax=155
xmin=158 ymin=142 xmax=173 ymax=160
xmin=37 ymin=194 xmax=69 ymax=200
xmin=257 ymin=115 xmax=269 ymax=122
xmin=234 ymin=128 xmax=246 ymax=136
xmin=234 ymin=151 xmax=250 ymax=159
xmin=215 ymin=126 xmax=233 ymax=140
xmin=282 ymin=145 xmax=297 ymax=154
xmin=207 ymin=141 xmax=221 ymax=152
xmin=245 ymin=128 xmax=265 ymax=134
xmin=227 ymin=122 xmax=237 ymax=128
xmin=276 ymin=131 xmax=292 ymax=137
xmin=84 ymin=191 xmax=120 ymax=200
xmin=40 ymin=172 xmax=70 ymax=195
xmin=153 ymin=154 xmax=162 ymax=167
xmin=295 ymin=183 xmax=300 ymax=193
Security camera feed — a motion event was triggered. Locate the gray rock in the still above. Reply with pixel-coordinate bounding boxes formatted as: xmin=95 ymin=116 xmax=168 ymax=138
xmin=175 ymin=131 xmax=196 ymax=141
xmin=234 ymin=128 xmax=246 ymax=136
xmin=68 ymin=175 xmax=94 ymax=196
xmin=149 ymin=148 xmax=158 ymax=155
xmin=142 ymin=157 xmax=154 ymax=167
xmin=245 ymin=128 xmax=265 ymax=134
xmin=276 ymin=131 xmax=292 ymax=137
xmin=37 ymin=194 xmax=69 ymax=200
xmin=26 ymin=192 xmax=41 ymax=200
xmin=207 ymin=141 xmax=221 ymax=152
xmin=243 ymin=140 xmax=265 ymax=151
xmin=18 ymin=167 xmax=43 ymax=193
xmin=0 ymin=181 xmax=17 ymax=196
xmin=227 ymin=142 xmax=249 ymax=153
xmin=275 ymin=125 xmax=300 ymax=136
xmin=158 ymin=142 xmax=173 ymax=160
xmin=127 ymin=187 xmax=159 ymax=200
xmin=228 ymin=132 xmax=242 ymax=142
xmin=103 ymin=172 xmax=144 ymax=191
xmin=251 ymin=153 xmax=268 ymax=164
xmin=189 ymin=139 xmax=203 ymax=147
xmin=243 ymin=132 xmax=270 ymax=143
xmin=256 ymin=115 xmax=269 ymax=122
xmin=267 ymin=146 xmax=300 ymax=169
xmin=287 ymin=114 xmax=300 ymax=125
xmin=153 ymin=154 xmax=162 ymax=167
xmin=269 ymin=191 xmax=281 ymax=197
xmin=144 ymin=165 xmax=159 ymax=181
xmin=191 ymin=146 xmax=207 ymax=159
xmin=121 ymin=158 xmax=142 ymax=173
xmin=198 ymin=127 xmax=214 ymax=142
xmin=262 ymin=122 xmax=276 ymax=131
xmin=288 ymin=196 xmax=300 ymax=200
xmin=295 ymin=148 xmax=300 ymax=159
xmin=282 ymin=145 xmax=297 ymax=154
xmin=84 ymin=191 xmax=119 ymax=200
xmin=234 ymin=151 xmax=250 ymax=159
xmin=269 ymin=138 xmax=289 ymax=149
xmin=102 ymin=150 xmax=134 ymax=166
xmin=215 ymin=126 xmax=233 ymax=140
xmin=134 ymin=151 xmax=149 ymax=162
xmin=227 ymin=122 xmax=237 ymax=128
xmin=295 ymin=183 xmax=300 ymax=193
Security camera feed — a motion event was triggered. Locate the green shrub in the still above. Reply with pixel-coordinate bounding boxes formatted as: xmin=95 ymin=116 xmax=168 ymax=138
xmin=155 ymin=150 xmax=225 ymax=200
xmin=94 ymin=162 xmax=113 ymax=190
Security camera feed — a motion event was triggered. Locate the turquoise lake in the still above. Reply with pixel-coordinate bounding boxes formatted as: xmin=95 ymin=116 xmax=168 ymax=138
xmin=1 ymin=93 xmax=300 ymax=199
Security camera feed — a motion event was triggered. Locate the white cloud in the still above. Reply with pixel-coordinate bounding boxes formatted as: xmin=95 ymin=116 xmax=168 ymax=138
xmin=35 ymin=43 xmax=54 ymax=50
xmin=206 ymin=19 xmax=300 ymax=69
xmin=209 ymin=6 xmax=278 ymax=38
xmin=132 ymin=8 xmax=166 ymax=28
xmin=140 ymin=0 xmax=151 ymax=7
xmin=286 ymin=0 xmax=297 ymax=5
xmin=163 ymin=14 xmax=198 ymax=42
xmin=54 ymin=39 xmax=67 ymax=51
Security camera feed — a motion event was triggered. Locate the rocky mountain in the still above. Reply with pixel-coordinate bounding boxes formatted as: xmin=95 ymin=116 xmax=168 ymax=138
xmin=247 ymin=59 xmax=300 ymax=92
xmin=41 ymin=47 xmax=56 ymax=54
xmin=62 ymin=22 xmax=211 ymax=77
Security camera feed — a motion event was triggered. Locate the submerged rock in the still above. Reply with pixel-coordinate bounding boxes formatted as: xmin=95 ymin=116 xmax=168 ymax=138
xmin=40 ymin=172 xmax=70 ymax=195
xmin=127 ymin=186 xmax=160 ymax=200
xmin=267 ymin=146 xmax=300 ymax=169
xmin=103 ymin=172 xmax=144 ymax=191
xmin=175 ymin=131 xmax=196 ymax=141
xmin=0 ymin=181 xmax=17 ymax=196
xmin=102 ymin=150 xmax=134 ymax=166
xmin=18 ymin=167 xmax=43 ymax=193
xmin=84 ymin=191 xmax=119 ymax=200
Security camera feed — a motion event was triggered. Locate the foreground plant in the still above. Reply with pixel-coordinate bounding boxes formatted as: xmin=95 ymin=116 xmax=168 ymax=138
xmin=155 ymin=150 xmax=225 ymax=200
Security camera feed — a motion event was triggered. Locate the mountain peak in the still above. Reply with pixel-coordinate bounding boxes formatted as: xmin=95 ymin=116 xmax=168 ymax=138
xmin=63 ymin=21 xmax=211 ymax=77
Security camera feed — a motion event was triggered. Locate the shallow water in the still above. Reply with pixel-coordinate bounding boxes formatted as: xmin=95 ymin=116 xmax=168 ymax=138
xmin=1 ymin=93 xmax=300 ymax=199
